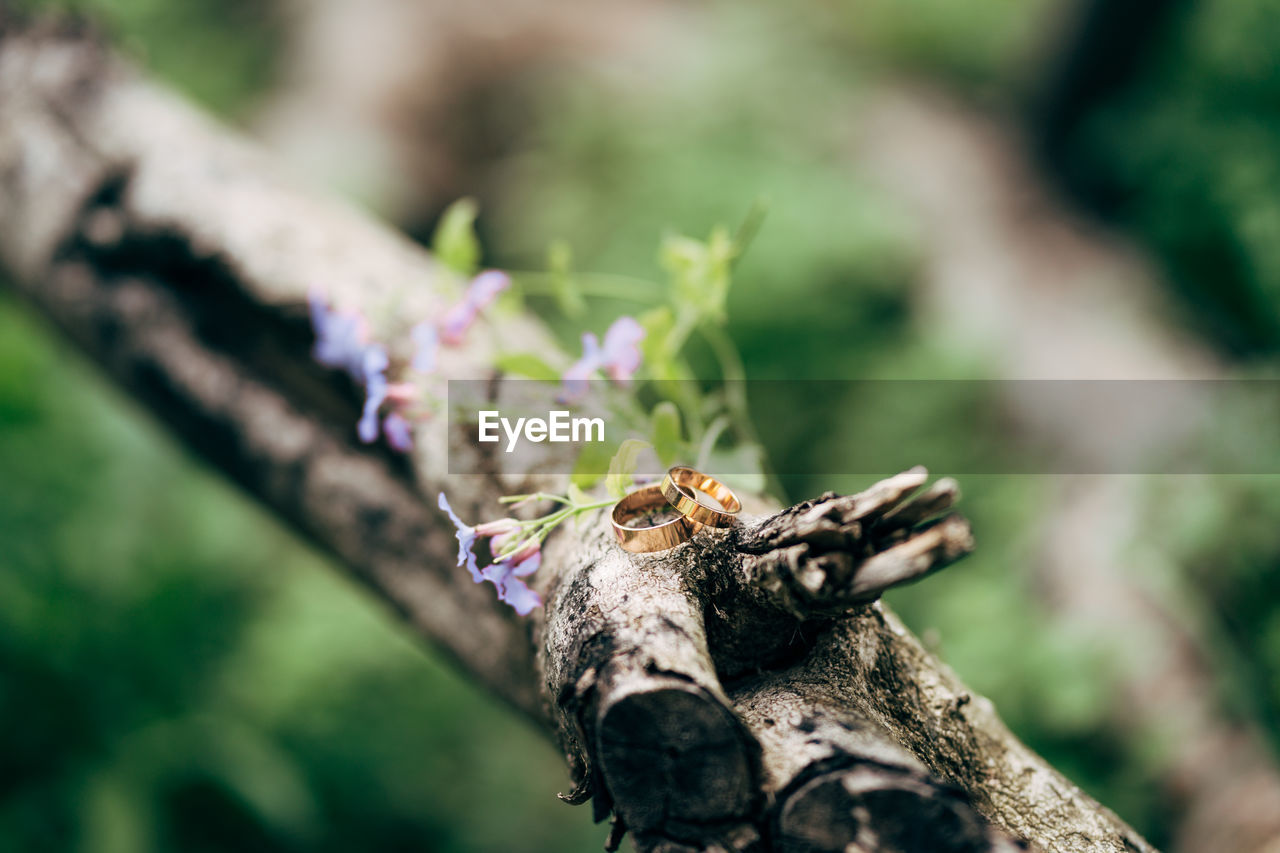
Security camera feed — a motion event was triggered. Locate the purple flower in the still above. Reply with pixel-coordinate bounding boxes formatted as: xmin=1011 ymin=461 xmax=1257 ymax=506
xmin=493 ymin=574 xmax=542 ymax=615
xmin=481 ymin=541 xmax=543 ymax=615
xmin=560 ymin=332 xmax=602 ymax=402
xmin=438 ymin=494 xmax=544 ymax=613
xmin=311 ymin=288 xmax=415 ymax=450
xmin=474 ymin=517 xmax=520 ymax=541
xmin=309 ymin=287 xmax=371 ymax=377
xmin=356 ymin=345 xmax=390 ymax=444
xmin=411 ymin=322 xmax=439 ymax=373
xmin=599 ymin=316 xmax=644 ymax=384
xmin=440 ymin=270 xmax=511 ymax=345
xmin=489 ymin=527 xmax=539 ymax=567
xmin=373 ymin=383 xmax=421 ymax=449
xmin=439 ymin=493 xmax=482 ymax=582
xmin=312 ymin=273 xmax=514 ymax=454
xmin=358 ymin=390 xmax=384 ymax=442
xmin=560 ymin=316 xmax=645 ymax=402
xmin=383 ymin=412 xmax=413 ymax=452
xmin=357 ymin=343 xmax=389 ymax=385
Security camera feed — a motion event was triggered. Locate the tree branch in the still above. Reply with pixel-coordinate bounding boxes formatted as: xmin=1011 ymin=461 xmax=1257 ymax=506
xmin=0 ymin=17 xmax=1156 ymax=852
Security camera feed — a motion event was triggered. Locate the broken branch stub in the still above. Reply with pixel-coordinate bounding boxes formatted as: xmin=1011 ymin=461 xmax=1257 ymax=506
xmin=701 ymin=468 xmax=974 ymax=679
xmin=539 ymin=519 xmax=762 ymax=841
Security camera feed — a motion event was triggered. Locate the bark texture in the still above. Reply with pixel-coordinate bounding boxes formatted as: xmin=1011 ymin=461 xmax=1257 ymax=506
xmin=0 ymin=17 xmax=1156 ymax=853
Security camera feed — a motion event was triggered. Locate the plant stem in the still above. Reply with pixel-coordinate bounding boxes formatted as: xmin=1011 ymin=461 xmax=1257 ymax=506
xmin=700 ymin=322 xmax=759 ymax=447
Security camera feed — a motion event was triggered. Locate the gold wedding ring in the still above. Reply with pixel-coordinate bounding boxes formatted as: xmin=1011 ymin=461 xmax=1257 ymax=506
xmin=611 ymin=483 xmax=700 ymax=553
xmin=660 ymin=466 xmax=742 ymax=528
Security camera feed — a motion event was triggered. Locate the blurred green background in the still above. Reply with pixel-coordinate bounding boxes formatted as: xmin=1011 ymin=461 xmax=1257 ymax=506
xmin=4 ymin=0 xmax=1280 ymax=851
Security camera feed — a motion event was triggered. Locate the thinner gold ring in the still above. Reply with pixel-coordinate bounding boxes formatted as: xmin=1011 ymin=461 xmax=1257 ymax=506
xmin=611 ymin=484 xmax=700 ymax=553
xmin=660 ymin=466 xmax=742 ymax=528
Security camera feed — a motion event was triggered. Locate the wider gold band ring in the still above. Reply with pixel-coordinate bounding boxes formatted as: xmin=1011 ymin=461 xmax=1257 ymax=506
xmin=660 ymin=466 xmax=742 ymax=528
xmin=611 ymin=484 xmax=701 ymax=553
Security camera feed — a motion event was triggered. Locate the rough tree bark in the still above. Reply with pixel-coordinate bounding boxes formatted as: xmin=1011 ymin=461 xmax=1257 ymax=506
xmin=0 ymin=16 xmax=1156 ymax=853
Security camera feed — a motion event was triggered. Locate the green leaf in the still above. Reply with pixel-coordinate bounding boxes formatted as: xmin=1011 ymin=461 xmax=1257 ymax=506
xmin=636 ymin=308 xmax=700 ymax=433
xmin=638 ymin=305 xmax=676 ymax=369
xmin=548 ymin=240 xmax=586 ymax=317
xmin=567 ymin=482 xmax=592 ymax=507
xmin=432 ymin=197 xmax=481 ymax=277
xmin=567 ymin=481 xmax=595 ymax=530
xmin=605 ymin=439 xmax=651 ymax=499
xmin=651 ymin=402 xmax=683 ymax=466
xmin=659 ymin=226 xmax=735 ymax=325
xmin=495 ymin=352 xmax=560 ymax=382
